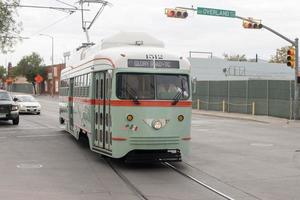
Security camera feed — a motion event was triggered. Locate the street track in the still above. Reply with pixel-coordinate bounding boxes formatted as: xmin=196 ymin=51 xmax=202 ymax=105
xmin=104 ymin=157 xmax=235 ymax=200
xmin=181 ymin=161 xmax=263 ymax=200
xmin=104 ymin=157 xmax=149 ymax=200
xmin=163 ymin=162 xmax=236 ymax=200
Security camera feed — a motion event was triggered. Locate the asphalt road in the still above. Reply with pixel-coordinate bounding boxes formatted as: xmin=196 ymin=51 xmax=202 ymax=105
xmin=0 ymin=95 xmax=299 ymax=200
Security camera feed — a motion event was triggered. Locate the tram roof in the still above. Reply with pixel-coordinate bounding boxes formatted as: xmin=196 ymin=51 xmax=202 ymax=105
xmin=62 ymin=32 xmax=191 ymax=76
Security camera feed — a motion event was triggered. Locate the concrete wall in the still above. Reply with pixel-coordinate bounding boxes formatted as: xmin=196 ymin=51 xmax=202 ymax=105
xmin=188 ymin=57 xmax=293 ymax=81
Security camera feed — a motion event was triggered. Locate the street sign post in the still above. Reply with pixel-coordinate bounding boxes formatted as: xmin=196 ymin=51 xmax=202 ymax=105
xmin=34 ymin=74 xmax=43 ymax=84
xmin=197 ymin=7 xmax=236 ymax=18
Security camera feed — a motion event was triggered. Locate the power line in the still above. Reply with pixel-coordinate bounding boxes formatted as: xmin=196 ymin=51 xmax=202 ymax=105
xmin=5 ymin=4 xmax=89 ymax=13
xmin=54 ymin=0 xmax=78 ymax=9
xmin=30 ymin=13 xmax=75 ymax=37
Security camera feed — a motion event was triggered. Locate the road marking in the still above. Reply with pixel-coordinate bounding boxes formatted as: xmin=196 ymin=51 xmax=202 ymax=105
xmin=250 ymin=143 xmax=274 ymax=147
xmin=17 ymin=163 xmax=43 ymax=169
xmin=16 ymin=134 xmax=66 ymax=138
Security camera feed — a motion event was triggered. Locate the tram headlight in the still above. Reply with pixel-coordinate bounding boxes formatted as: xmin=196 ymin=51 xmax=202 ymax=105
xmin=152 ymin=120 xmax=162 ymax=130
xmin=127 ymin=114 xmax=134 ymax=121
xmin=178 ymin=115 xmax=184 ymax=122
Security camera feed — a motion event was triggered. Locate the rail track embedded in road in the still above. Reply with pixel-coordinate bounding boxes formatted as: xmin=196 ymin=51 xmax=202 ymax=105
xmin=104 ymin=157 xmax=149 ymax=200
xmin=163 ymin=162 xmax=236 ymax=200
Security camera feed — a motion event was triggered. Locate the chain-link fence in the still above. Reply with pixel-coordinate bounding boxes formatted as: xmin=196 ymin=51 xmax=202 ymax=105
xmin=192 ymin=80 xmax=300 ymax=119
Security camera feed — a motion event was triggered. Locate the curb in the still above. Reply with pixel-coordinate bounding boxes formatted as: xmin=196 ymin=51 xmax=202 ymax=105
xmin=192 ymin=110 xmax=276 ymax=124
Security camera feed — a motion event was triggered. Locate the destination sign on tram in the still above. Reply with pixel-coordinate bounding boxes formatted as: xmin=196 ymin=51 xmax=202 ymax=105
xmin=128 ymin=59 xmax=179 ymax=69
xmin=128 ymin=59 xmax=153 ymax=68
xmin=155 ymin=60 xmax=179 ymax=69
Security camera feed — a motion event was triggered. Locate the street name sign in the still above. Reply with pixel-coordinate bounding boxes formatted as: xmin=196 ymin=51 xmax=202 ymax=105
xmin=197 ymin=7 xmax=236 ymax=18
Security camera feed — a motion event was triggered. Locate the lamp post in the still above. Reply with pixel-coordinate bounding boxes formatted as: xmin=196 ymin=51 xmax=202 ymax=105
xmin=40 ymin=34 xmax=54 ymax=96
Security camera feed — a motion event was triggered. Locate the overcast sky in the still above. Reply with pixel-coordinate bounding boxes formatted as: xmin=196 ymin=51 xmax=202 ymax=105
xmin=1 ymin=0 xmax=300 ymax=67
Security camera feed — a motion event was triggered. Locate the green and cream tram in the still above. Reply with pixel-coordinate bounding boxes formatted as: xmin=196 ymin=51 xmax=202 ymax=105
xmin=59 ymin=32 xmax=192 ymax=162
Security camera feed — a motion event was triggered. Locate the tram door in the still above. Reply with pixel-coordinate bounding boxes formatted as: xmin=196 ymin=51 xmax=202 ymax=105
xmin=94 ymin=71 xmax=111 ymax=151
xmin=69 ymin=78 xmax=74 ymax=131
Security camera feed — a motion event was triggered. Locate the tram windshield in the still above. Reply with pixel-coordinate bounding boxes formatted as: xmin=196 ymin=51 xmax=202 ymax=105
xmin=116 ymin=73 xmax=189 ymax=100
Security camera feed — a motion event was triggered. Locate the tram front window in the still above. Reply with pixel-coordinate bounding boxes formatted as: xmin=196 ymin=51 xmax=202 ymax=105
xmin=117 ymin=74 xmax=155 ymax=99
xmin=156 ymin=75 xmax=189 ymax=100
xmin=116 ymin=73 xmax=189 ymax=100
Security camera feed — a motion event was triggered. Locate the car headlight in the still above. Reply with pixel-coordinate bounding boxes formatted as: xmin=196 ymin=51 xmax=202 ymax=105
xmin=11 ymin=105 xmax=19 ymax=111
xmin=152 ymin=120 xmax=162 ymax=130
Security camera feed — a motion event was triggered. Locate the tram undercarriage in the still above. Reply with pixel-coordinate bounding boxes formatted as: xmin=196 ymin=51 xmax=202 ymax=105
xmin=124 ymin=149 xmax=182 ymax=163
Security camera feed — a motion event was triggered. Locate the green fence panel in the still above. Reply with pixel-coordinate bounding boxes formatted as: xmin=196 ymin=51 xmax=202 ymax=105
xmin=229 ymin=81 xmax=247 ymax=98
xmin=268 ymin=99 xmax=291 ymax=118
xmin=209 ymin=81 xmax=228 ymax=97
xmin=228 ymin=97 xmax=248 ymax=114
xmin=269 ymin=80 xmax=291 ymax=100
xmin=194 ymin=80 xmax=296 ymax=119
xmin=248 ymin=80 xmax=268 ymax=98
xmin=196 ymin=81 xmax=209 ymax=96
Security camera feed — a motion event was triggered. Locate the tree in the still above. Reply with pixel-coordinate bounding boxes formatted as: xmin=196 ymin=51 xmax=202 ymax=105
xmin=223 ymin=53 xmax=248 ymax=62
xmin=0 ymin=66 xmax=6 ymax=80
xmin=0 ymin=0 xmax=22 ymax=53
xmin=15 ymin=52 xmax=44 ymax=78
xmin=269 ymin=46 xmax=290 ymax=63
xmin=15 ymin=52 xmax=46 ymax=94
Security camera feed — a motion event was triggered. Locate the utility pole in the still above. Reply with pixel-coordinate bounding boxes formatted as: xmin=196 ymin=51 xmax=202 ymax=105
xmin=40 ymin=34 xmax=54 ymax=97
xmin=295 ymin=38 xmax=299 ymax=119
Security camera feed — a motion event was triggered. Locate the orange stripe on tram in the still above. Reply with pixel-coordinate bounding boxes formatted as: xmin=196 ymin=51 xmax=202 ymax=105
xmin=65 ymin=97 xmax=192 ymax=107
xmin=112 ymin=137 xmax=127 ymax=141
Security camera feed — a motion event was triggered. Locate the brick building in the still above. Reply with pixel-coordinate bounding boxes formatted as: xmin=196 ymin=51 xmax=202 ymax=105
xmin=42 ymin=63 xmax=65 ymax=95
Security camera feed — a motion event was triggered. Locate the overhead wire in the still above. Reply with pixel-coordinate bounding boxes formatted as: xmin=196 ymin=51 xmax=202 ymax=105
xmin=54 ymin=0 xmax=78 ymax=9
xmin=30 ymin=12 xmax=75 ymax=37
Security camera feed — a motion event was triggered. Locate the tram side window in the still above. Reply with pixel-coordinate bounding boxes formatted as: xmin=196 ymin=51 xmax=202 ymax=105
xmin=59 ymin=79 xmax=69 ymax=96
xmin=74 ymin=76 xmax=78 ymax=97
xmin=73 ymin=74 xmax=90 ymax=97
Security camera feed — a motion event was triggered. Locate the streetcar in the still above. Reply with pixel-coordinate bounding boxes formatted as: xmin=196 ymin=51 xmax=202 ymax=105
xmin=59 ymin=32 xmax=192 ymax=162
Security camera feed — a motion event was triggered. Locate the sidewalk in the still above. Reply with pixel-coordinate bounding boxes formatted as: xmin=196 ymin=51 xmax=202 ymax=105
xmin=192 ymin=109 xmax=299 ymax=125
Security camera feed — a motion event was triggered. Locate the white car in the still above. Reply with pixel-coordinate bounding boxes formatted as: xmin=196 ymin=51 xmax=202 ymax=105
xmin=14 ymin=95 xmax=41 ymax=115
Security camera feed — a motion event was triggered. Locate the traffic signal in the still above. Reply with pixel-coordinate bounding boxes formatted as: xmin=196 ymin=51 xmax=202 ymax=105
xmin=165 ymin=8 xmax=188 ymax=19
xmin=287 ymin=47 xmax=296 ymax=68
xmin=243 ymin=18 xmax=262 ymax=29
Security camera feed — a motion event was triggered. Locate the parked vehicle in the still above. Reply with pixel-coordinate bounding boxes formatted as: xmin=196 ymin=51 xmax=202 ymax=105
xmin=14 ymin=95 xmax=41 ymax=115
xmin=0 ymin=90 xmax=19 ymax=125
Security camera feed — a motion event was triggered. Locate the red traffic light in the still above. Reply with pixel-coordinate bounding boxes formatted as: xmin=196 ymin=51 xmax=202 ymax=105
xmin=167 ymin=9 xmax=175 ymax=17
xmin=242 ymin=18 xmax=262 ymax=29
xmin=165 ymin=8 xmax=188 ymax=19
xmin=287 ymin=47 xmax=296 ymax=68
xmin=243 ymin=21 xmax=252 ymax=28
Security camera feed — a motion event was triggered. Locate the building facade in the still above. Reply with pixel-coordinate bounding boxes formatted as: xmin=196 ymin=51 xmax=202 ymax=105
xmin=42 ymin=63 xmax=65 ymax=95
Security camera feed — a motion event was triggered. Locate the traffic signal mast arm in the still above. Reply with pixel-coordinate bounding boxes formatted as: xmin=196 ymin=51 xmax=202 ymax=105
xmin=172 ymin=6 xmax=299 ymax=119
xmin=175 ymin=7 xmax=295 ymax=46
xmin=235 ymin=16 xmax=295 ymax=45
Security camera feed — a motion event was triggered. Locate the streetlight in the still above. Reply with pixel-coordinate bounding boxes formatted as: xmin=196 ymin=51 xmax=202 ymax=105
xmin=40 ymin=34 xmax=54 ymax=97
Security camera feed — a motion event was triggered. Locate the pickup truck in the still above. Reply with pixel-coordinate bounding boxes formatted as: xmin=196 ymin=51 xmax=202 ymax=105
xmin=0 ymin=90 xmax=19 ymax=125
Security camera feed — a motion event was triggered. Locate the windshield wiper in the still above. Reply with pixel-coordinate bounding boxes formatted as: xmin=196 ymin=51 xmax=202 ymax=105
xmin=172 ymin=78 xmax=185 ymax=105
xmin=125 ymin=86 xmax=140 ymax=104
xmin=172 ymin=90 xmax=182 ymax=105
